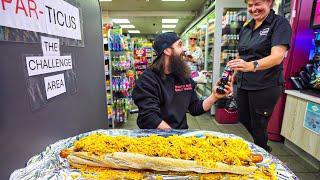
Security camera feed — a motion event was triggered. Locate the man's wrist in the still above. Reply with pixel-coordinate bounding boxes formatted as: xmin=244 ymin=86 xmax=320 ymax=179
xmin=210 ymin=93 xmax=218 ymax=104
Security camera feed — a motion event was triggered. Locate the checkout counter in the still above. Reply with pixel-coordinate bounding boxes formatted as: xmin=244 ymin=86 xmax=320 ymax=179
xmin=281 ymin=90 xmax=320 ymax=168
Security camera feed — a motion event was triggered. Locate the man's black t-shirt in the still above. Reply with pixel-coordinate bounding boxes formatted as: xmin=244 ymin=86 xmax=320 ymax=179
xmin=236 ymin=9 xmax=291 ymax=90
xmin=132 ymin=69 xmax=205 ymax=129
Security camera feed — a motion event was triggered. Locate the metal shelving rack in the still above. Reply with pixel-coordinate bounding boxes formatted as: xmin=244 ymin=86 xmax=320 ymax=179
xmin=107 ymin=29 xmax=134 ymax=128
xmin=103 ymin=36 xmax=113 ymax=128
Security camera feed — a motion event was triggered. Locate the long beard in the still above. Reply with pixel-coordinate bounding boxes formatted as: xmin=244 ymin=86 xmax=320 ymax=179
xmin=168 ymin=53 xmax=191 ymax=79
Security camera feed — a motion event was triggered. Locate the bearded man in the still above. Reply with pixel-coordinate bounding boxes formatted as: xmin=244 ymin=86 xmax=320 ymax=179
xmin=132 ymin=32 xmax=232 ymax=129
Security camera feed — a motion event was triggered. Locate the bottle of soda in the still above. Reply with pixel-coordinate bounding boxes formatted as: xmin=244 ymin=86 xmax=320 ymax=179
xmin=216 ymin=66 xmax=233 ymax=94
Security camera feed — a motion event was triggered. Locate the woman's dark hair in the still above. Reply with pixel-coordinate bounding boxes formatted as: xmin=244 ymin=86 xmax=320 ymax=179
xmin=244 ymin=0 xmax=274 ymax=7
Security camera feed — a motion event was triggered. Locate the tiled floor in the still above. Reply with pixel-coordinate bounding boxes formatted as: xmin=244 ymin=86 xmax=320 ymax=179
xmin=120 ymin=112 xmax=320 ymax=180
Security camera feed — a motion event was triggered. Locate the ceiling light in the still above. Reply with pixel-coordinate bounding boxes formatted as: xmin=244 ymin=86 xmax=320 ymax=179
xmin=120 ymin=24 xmax=135 ymax=29
xmin=128 ymin=30 xmax=140 ymax=34
xmin=162 ymin=19 xmax=179 ymax=24
xmin=162 ymin=30 xmax=174 ymax=33
xmin=162 ymin=0 xmax=185 ymax=1
xmin=162 ymin=24 xmax=176 ymax=28
xmin=112 ymin=19 xmax=130 ymax=24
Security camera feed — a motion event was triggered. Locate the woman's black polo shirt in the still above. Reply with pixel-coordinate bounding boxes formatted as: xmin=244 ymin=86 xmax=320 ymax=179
xmin=236 ymin=9 xmax=291 ymax=90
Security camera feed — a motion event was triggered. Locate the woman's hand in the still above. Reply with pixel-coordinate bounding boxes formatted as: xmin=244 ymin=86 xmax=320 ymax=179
xmin=227 ymin=59 xmax=254 ymax=72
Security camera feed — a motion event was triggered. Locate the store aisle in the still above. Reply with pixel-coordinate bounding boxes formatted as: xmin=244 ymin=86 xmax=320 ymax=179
xmin=121 ymin=113 xmax=320 ymax=180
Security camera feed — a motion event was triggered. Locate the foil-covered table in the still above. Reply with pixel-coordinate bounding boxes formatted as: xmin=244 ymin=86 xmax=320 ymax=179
xmin=10 ymin=129 xmax=298 ymax=180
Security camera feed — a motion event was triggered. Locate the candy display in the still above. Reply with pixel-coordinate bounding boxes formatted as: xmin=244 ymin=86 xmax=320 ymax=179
xmin=133 ymin=39 xmax=153 ymax=79
xmin=112 ymin=98 xmax=130 ymax=123
xmin=106 ymin=28 xmax=135 ymax=126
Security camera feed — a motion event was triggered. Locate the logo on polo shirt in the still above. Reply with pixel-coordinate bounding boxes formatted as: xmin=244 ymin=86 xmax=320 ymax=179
xmin=260 ymin=28 xmax=270 ymax=36
xmin=175 ymin=84 xmax=192 ymax=92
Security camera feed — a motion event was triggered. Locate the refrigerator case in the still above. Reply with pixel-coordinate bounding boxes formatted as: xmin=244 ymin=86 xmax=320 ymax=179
xmin=182 ymin=0 xmax=247 ymax=102
xmin=207 ymin=13 xmax=215 ymax=72
xmin=201 ymin=20 xmax=213 ymax=99
xmin=220 ymin=8 xmax=247 ymax=74
xmin=190 ymin=17 xmax=212 ymax=99
xmin=210 ymin=0 xmax=247 ymax=114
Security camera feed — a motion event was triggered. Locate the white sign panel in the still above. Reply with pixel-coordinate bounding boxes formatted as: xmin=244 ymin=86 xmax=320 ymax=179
xmin=0 ymin=0 xmax=82 ymax=40
xmin=26 ymin=55 xmax=72 ymax=76
xmin=44 ymin=73 xmax=66 ymax=99
xmin=44 ymin=0 xmax=81 ymax=40
xmin=0 ymin=0 xmax=47 ymax=33
xmin=41 ymin=36 xmax=60 ymax=56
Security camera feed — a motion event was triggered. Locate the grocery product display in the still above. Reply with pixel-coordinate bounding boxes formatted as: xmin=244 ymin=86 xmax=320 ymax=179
xmin=133 ymin=39 xmax=153 ymax=79
xmin=106 ymin=27 xmax=135 ymax=127
xmin=181 ymin=1 xmax=247 ymax=114
xmin=220 ymin=8 xmax=247 ymax=74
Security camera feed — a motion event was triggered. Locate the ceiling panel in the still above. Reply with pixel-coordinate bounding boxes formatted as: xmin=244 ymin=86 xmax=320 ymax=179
xmin=117 ymin=16 xmax=194 ymax=34
xmin=100 ymin=0 xmax=206 ymax=35
xmin=101 ymin=0 xmax=205 ymax=11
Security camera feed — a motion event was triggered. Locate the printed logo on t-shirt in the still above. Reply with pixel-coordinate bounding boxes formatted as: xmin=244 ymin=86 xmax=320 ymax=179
xmin=260 ymin=28 xmax=270 ymax=36
xmin=175 ymin=84 xmax=192 ymax=92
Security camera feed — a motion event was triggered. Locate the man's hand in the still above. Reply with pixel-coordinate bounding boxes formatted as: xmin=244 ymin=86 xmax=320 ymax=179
xmin=202 ymin=79 xmax=233 ymax=111
xmin=157 ymin=121 xmax=172 ymax=130
xmin=213 ymin=79 xmax=233 ymax=99
xmin=227 ymin=59 xmax=254 ymax=72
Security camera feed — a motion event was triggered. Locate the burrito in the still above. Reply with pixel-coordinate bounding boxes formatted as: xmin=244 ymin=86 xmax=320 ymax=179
xmin=60 ymin=133 xmax=266 ymax=176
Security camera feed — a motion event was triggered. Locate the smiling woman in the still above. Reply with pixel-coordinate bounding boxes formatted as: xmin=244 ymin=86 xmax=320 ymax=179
xmin=244 ymin=0 xmax=274 ymax=4
xmin=227 ymin=0 xmax=291 ymax=153
xmin=245 ymin=0 xmax=274 ymax=24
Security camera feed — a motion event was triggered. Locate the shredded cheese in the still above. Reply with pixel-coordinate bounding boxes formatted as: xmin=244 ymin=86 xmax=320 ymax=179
xmin=77 ymin=166 xmax=146 ymax=180
xmin=74 ymin=133 xmax=252 ymax=168
xmin=71 ymin=133 xmax=277 ymax=180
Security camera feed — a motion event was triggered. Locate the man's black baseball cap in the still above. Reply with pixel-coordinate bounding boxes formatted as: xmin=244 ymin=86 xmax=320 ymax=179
xmin=152 ymin=32 xmax=180 ymax=62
